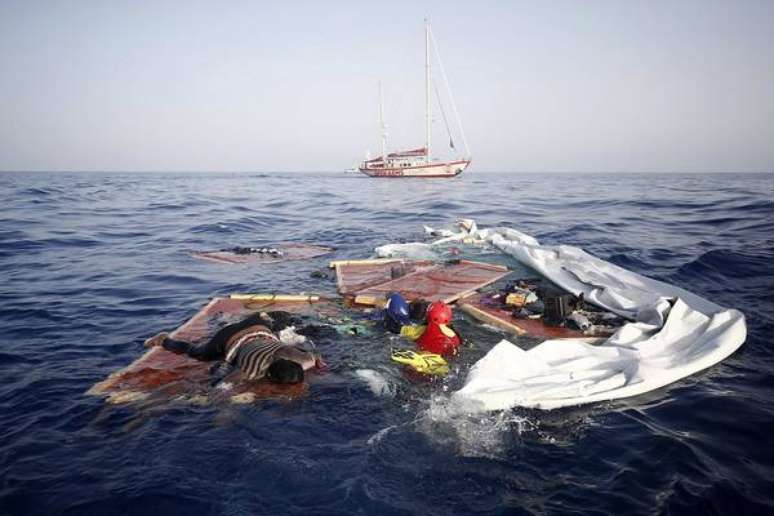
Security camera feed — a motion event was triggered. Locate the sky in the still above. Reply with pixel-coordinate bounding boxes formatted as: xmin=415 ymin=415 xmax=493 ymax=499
xmin=0 ymin=0 xmax=772 ymax=173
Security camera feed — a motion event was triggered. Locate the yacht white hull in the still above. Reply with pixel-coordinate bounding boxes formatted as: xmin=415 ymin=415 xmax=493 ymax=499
xmin=359 ymin=159 xmax=470 ymax=178
xmin=357 ymin=21 xmax=471 ymax=180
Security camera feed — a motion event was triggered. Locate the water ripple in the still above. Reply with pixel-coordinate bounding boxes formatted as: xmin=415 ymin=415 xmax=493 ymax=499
xmin=0 ymin=171 xmax=772 ymax=515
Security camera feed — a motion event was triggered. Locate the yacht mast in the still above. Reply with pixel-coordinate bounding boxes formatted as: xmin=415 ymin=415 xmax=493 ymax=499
xmin=379 ymin=81 xmax=387 ymax=161
xmin=425 ymin=18 xmax=431 ymax=160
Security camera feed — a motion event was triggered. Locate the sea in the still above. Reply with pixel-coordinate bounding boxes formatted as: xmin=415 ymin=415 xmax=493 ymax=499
xmin=1 ymin=171 xmax=772 ymax=515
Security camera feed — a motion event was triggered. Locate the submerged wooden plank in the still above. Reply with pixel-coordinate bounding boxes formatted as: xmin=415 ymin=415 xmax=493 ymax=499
xmin=335 ymin=259 xmax=437 ymax=296
xmin=230 ymin=293 xmax=321 ymax=302
xmin=459 ymin=302 xmax=527 ymax=336
xmin=88 ymin=296 xmax=335 ymax=404
xmin=328 ymin=258 xmax=403 ymax=268
xmin=351 ymin=260 xmax=510 ymax=305
xmin=191 ymin=243 xmax=333 ymax=265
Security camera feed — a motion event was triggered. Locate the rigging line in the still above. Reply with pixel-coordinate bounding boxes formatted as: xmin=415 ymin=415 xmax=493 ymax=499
xmin=433 ymin=78 xmax=455 ymax=149
xmin=429 ymin=26 xmax=471 ymax=159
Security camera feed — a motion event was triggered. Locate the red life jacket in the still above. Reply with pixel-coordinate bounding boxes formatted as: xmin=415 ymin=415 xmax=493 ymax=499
xmin=416 ymin=323 xmax=460 ymax=356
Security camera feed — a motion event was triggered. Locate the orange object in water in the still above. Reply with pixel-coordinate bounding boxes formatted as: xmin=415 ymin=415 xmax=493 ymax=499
xmin=416 ymin=322 xmax=460 ymax=356
xmin=505 ymin=292 xmax=528 ymax=308
xmin=426 ymin=301 xmax=452 ymax=325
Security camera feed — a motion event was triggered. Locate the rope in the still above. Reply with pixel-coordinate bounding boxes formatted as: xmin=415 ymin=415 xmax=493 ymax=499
xmin=429 ymin=26 xmax=471 ymax=159
xmin=433 ymin=79 xmax=455 ymax=150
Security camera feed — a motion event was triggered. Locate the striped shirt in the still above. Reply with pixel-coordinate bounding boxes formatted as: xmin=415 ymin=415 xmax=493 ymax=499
xmin=225 ymin=331 xmax=285 ymax=380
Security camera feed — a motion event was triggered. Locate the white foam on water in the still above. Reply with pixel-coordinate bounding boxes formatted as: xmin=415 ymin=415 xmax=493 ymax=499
xmin=374 ymin=242 xmax=441 ymax=260
xmin=366 ymin=424 xmax=398 ymax=446
xmin=416 ymin=394 xmax=535 ymax=459
xmin=355 ymin=369 xmax=395 ymax=398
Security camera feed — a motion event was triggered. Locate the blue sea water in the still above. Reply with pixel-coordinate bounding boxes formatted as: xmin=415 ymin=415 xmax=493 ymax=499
xmin=1 ymin=171 xmax=773 ymax=516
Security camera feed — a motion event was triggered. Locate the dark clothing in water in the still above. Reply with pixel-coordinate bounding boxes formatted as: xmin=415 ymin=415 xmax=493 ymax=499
xmin=162 ymin=311 xmax=267 ymax=360
xmin=295 ymin=324 xmax=338 ymax=340
xmin=161 ymin=311 xmax=322 ymax=384
xmin=223 ymin=246 xmax=282 ymax=256
xmin=225 ymin=338 xmax=285 ymax=380
xmin=162 ymin=310 xmax=303 ymax=360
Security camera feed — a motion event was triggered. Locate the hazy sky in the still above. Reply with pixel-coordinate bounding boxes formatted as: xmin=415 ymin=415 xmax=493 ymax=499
xmin=1 ymin=0 xmax=772 ymax=173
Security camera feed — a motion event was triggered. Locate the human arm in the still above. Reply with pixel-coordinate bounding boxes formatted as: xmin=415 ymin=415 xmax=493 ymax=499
xmin=209 ymin=361 xmax=237 ymax=386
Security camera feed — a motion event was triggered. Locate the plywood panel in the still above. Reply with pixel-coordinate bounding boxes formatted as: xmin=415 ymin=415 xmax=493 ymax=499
xmin=459 ymin=292 xmax=611 ymax=340
xmin=335 ymin=259 xmax=436 ymax=296
xmin=88 ymin=297 xmax=335 ymax=403
xmin=191 ymin=243 xmax=332 ymax=264
xmin=352 ymin=260 xmax=510 ymax=304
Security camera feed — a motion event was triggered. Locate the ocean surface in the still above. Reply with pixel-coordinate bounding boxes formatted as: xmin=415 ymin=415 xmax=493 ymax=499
xmin=1 ymin=171 xmax=773 ymax=516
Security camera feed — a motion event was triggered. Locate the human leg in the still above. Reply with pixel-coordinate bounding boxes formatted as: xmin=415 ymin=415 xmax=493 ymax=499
xmin=145 ymin=311 xmax=278 ymax=361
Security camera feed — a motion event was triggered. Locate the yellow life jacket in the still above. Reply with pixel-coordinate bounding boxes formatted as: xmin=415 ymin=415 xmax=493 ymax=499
xmin=390 ymin=349 xmax=449 ymax=376
xmin=399 ymin=324 xmax=426 ymax=341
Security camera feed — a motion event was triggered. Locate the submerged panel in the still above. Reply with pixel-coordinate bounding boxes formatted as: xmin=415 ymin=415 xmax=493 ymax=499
xmin=459 ymin=292 xmax=619 ymax=340
xmin=191 ymin=243 xmax=333 ymax=264
xmin=350 ymin=260 xmax=510 ymax=304
xmin=334 ymin=259 xmax=437 ymax=296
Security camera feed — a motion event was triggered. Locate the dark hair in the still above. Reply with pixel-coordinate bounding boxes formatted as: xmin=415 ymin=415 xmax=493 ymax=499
xmin=260 ymin=311 xmax=302 ymax=332
xmin=409 ymin=299 xmax=430 ymax=322
xmin=296 ymin=324 xmax=338 ymax=340
xmin=266 ymin=359 xmax=304 ymax=384
xmin=384 ymin=314 xmax=403 ymax=334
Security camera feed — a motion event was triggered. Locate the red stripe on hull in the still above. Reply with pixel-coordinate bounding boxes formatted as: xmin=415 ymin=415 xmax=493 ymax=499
xmin=360 ymin=171 xmax=461 ymax=178
xmin=359 ymin=160 xmax=470 ymax=178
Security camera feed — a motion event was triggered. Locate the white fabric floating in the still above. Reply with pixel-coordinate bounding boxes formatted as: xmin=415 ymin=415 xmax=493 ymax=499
xmin=379 ymin=221 xmax=747 ymax=411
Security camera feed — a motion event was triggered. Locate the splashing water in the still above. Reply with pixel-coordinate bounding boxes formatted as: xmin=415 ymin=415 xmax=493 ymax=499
xmin=415 ymin=394 xmax=536 ymax=459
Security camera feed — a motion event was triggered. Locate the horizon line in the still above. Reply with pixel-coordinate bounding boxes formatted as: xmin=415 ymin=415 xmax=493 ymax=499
xmin=2 ymin=170 xmax=772 ymax=175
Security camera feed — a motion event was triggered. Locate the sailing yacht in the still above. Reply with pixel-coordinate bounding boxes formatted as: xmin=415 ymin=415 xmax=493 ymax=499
xmin=358 ymin=20 xmax=471 ymax=178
